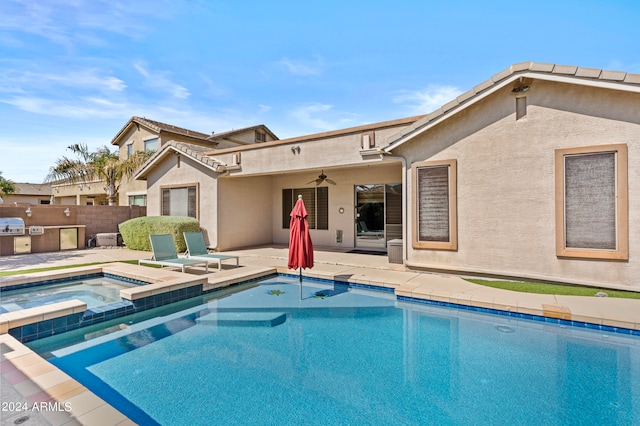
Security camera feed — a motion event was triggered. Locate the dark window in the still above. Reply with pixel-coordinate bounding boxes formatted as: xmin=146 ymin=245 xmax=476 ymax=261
xmin=161 ymin=185 xmax=197 ymax=218
xmin=412 ymin=159 xmax=457 ymax=250
xmin=282 ymin=187 xmax=329 ymax=230
xmin=565 ymin=152 xmax=616 ymax=250
xmin=417 ymin=165 xmax=451 ymax=242
xmin=555 ymin=144 xmax=628 ymax=260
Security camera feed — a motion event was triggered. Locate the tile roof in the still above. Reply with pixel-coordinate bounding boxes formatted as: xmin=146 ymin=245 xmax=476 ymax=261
xmin=133 ymin=117 xmax=212 ymax=140
xmin=208 ymin=124 xmax=278 ymax=142
xmin=383 ymin=62 xmax=640 ymax=151
xmin=209 ymin=115 xmax=425 ymax=155
xmin=111 ymin=116 xmax=212 ymax=145
xmin=134 ymin=141 xmax=224 ymax=180
xmin=170 ymin=142 xmax=223 ymax=168
xmin=112 ymin=117 xmax=278 ymax=147
xmin=13 ymin=182 xmax=52 ymax=195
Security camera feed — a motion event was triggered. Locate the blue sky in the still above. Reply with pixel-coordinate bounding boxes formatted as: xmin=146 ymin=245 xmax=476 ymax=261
xmin=1 ymin=0 xmax=639 ymax=183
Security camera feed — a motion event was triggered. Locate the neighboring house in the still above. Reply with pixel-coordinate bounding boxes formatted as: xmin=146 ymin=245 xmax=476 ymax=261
xmin=133 ymin=62 xmax=639 ymax=291
xmin=1 ymin=182 xmax=52 ymax=205
xmin=52 ymin=116 xmax=278 ymax=206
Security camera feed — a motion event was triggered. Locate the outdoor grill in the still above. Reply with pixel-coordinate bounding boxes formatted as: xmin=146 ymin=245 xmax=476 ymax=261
xmin=0 ymin=217 xmax=26 ymax=236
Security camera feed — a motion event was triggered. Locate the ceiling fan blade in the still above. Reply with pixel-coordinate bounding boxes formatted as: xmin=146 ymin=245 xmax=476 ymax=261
xmin=326 ymin=178 xmax=337 ymax=185
xmin=315 ymin=178 xmax=323 ymax=186
xmin=306 ymin=179 xmax=316 ymax=184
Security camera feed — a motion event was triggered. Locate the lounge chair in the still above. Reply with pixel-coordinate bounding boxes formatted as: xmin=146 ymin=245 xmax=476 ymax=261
xmin=357 ymin=221 xmax=384 ymax=238
xmin=183 ymin=232 xmax=240 ymax=271
xmin=139 ymin=234 xmax=209 ymax=273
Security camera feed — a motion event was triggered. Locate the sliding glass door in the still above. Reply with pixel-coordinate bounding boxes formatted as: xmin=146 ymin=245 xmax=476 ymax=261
xmin=355 ymin=184 xmax=402 ymax=249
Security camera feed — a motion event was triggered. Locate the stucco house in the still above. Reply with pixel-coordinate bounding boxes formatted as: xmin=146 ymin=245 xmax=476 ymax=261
xmin=51 ymin=116 xmax=278 ymax=206
xmin=133 ymin=62 xmax=639 ymax=291
xmin=1 ymin=182 xmax=52 ymax=205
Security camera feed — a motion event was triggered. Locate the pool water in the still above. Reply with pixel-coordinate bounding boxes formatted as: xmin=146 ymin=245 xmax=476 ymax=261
xmin=0 ymin=277 xmax=138 ymax=312
xmin=34 ymin=277 xmax=640 ymax=425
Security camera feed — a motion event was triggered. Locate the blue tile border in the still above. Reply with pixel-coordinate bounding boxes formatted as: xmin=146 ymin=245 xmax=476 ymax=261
xmin=8 ymin=271 xmax=638 ymax=343
xmin=6 ymin=275 xmax=202 ymax=343
xmin=396 ymin=295 xmax=640 ymax=337
xmin=1 ymin=272 xmax=150 ymax=293
xmin=275 ymin=273 xmax=639 ymax=337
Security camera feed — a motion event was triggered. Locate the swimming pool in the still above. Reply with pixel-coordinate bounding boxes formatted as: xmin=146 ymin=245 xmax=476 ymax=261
xmin=0 ymin=276 xmax=139 ymax=313
xmin=31 ymin=276 xmax=640 ymax=425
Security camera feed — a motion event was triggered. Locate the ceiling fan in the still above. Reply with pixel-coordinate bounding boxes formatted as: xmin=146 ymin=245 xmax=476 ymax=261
xmin=307 ymin=170 xmax=336 ymax=186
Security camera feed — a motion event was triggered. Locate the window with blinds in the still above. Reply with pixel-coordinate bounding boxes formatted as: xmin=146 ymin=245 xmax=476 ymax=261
xmin=565 ymin=152 xmax=616 ymax=250
xmin=555 ymin=144 xmax=628 ymax=260
xmin=282 ymin=187 xmax=328 ymax=230
xmin=161 ymin=185 xmax=198 ymax=218
xmin=412 ymin=159 xmax=457 ymax=250
xmin=385 ymin=184 xmax=402 ymax=225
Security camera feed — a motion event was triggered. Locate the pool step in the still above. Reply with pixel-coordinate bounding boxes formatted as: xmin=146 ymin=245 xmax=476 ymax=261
xmin=196 ymin=311 xmax=287 ymax=327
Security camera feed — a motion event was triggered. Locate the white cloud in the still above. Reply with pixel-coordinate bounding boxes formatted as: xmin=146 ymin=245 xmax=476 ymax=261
xmin=133 ymin=63 xmax=150 ymax=78
xmin=290 ymin=103 xmax=359 ymax=131
xmin=134 ymin=62 xmax=190 ymax=99
xmin=393 ymin=84 xmax=463 ymax=115
xmin=0 ymin=0 xmax=174 ymax=47
xmin=278 ymin=56 xmax=324 ymax=76
xmin=1 ymin=96 xmax=129 ymax=119
xmin=258 ymin=104 xmax=272 ymax=114
xmin=0 ymin=68 xmax=126 ymax=94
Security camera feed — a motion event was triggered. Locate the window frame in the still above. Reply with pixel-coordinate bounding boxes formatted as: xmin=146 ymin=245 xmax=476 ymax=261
xmin=555 ymin=144 xmax=628 ymax=260
xmin=144 ymin=137 xmax=159 ymax=152
xmin=282 ymin=187 xmax=329 ymax=230
xmin=411 ymin=159 xmax=457 ymax=250
xmin=160 ymin=183 xmax=199 ymax=219
xmin=128 ymin=194 xmax=147 ymax=206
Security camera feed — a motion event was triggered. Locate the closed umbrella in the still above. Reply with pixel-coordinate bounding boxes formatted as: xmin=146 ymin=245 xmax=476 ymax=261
xmin=288 ymin=194 xmax=314 ymax=298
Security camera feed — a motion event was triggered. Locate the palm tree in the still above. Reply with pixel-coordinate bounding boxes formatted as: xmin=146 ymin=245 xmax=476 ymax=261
xmin=46 ymin=143 xmax=153 ymax=206
xmin=0 ymin=171 xmax=16 ymax=203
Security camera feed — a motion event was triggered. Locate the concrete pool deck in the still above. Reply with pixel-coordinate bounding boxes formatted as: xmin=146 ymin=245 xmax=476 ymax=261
xmin=1 ymin=246 xmax=639 ymax=425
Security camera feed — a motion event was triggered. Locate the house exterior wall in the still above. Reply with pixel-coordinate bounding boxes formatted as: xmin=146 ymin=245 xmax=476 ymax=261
xmin=397 ymin=80 xmax=640 ymax=289
xmin=216 ymin=175 xmax=274 ymax=250
xmin=115 ymin=126 xmax=158 ymax=206
xmin=215 ymin=125 xmax=406 ymax=176
xmin=144 ymin=154 xmax=220 ymax=245
xmin=212 ymin=164 xmax=402 ymax=251
xmin=205 ymin=123 xmax=412 ymax=250
xmin=269 ymin=165 xmax=402 ymax=248
xmin=2 ymin=194 xmax=49 ymax=205
xmin=51 ymin=180 xmax=108 ymax=206
xmin=215 ymin=128 xmax=277 ymax=149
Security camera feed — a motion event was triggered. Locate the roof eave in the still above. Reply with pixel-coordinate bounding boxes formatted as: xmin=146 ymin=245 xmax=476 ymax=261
xmin=383 ymin=71 xmax=640 ymax=153
xmin=134 ymin=144 xmax=222 ymax=180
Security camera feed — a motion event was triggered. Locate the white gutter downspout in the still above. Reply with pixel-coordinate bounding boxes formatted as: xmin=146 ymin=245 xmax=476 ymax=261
xmin=207 ymin=164 xmax=233 ymax=251
xmin=379 ymin=152 xmax=408 ymax=266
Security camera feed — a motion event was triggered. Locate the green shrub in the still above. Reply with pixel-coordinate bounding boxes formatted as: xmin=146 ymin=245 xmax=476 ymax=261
xmin=118 ymin=216 xmax=200 ymax=252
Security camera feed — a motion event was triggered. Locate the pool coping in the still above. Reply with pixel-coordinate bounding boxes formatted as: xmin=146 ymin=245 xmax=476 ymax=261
xmin=1 ymin=265 xmax=639 ymax=425
xmin=0 ymin=264 xmax=204 ymax=337
xmin=0 ymin=263 xmax=278 ymax=426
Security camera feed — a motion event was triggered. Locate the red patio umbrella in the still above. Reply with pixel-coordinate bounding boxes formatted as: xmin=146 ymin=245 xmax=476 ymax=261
xmin=288 ymin=195 xmax=314 ymax=298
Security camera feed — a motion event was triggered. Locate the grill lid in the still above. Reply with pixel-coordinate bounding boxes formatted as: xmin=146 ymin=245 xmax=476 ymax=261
xmin=0 ymin=217 xmax=26 ymax=236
